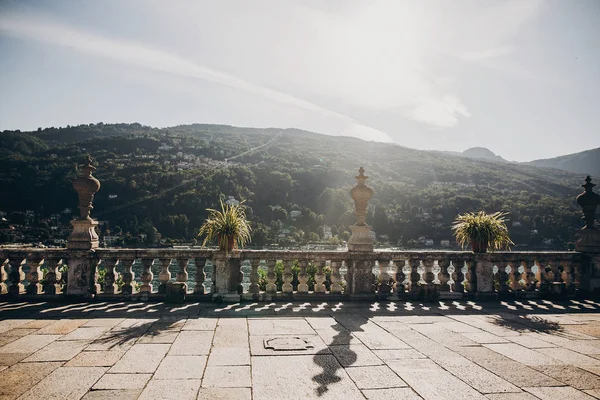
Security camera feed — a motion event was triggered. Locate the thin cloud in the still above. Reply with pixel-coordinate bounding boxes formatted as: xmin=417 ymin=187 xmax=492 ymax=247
xmin=0 ymin=11 xmax=393 ymax=143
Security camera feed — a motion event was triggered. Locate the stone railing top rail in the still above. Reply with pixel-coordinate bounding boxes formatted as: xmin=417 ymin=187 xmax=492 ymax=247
xmin=0 ymin=247 xmax=586 ymax=263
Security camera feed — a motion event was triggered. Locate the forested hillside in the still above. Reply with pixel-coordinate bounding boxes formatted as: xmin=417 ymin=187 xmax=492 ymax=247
xmin=528 ymin=147 xmax=600 ymax=178
xmin=0 ymin=123 xmax=590 ymax=250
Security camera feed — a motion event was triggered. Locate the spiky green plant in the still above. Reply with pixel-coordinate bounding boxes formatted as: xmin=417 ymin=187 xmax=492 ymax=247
xmin=451 ymin=211 xmax=514 ymax=252
xmin=198 ymin=200 xmax=252 ymax=251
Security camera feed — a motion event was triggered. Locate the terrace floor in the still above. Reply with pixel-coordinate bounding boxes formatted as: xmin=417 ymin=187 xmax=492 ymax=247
xmin=2 ymin=299 xmax=600 ymax=399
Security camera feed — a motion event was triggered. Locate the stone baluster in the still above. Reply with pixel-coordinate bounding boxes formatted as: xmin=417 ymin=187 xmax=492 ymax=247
xmin=120 ymin=258 xmax=136 ymax=295
xmin=495 ymin=263 xmax=509 ymax=294
xmin=176 ymin=258 xmax=189 ymax=285
xmin=25 ymin=255 xmax=44 ymax=295
xmin=451 ymin=259 xmax=464 ymax=293
xmin=248 ymin=259 xmax=260 ymax=296
xmin=537 ymin=261 xmax=550 ymax=293
xmin=0 ymin=258 xmax=8 ymax=294
xmin=437 ymin=259 xmax=451 ymax=294
xmin=377 ymin=259 xmax=391 ymax=294
xmin=297 ymin=260 xmax=309 ymax=293
xmin=281 ymin=260 xmax=293 ymax=293
xmin=330 ymin=260 xmax=343 ymax=294
xmin=314 ymin=261 xmax=326 ymax=293
xmin=465 ymin=260 xmax=477 ymax=294
xmin=43 ymin=256 xmax=62 ymax=295
xmin=140 ymin=258 xmax=154 ymax=293
xmin=265 ymin=260 xmax=277 ymax=294
xmin=423 ymin=259 xmax=435 ymax=299
xmin=157 ymin=258 xmax=171 ymax=294
xmin=523 ymin=261 xmax=536 ymax=291
xmin=393 ymin=259 xmax=407 ymax=295
xmin=507 ymin=262 xmax=520 ymax=291
xmin=7 ymin=255 xmax=25 ymax=296
xmin=560 ymin=261 xmax=574 ymax=296
xmin=102 ymin=258 xmax=118 ymax=294
xmin=194 ymin=258 xmax=207 ymax=295
xmin=409 ymin=258 xmax=421 ymax=295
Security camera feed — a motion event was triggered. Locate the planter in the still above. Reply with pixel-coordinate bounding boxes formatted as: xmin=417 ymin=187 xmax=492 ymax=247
xmin=471 ymin=240 xmax=488 ymax=253
xmin=219 ymin=235 xmax=236 ymax=252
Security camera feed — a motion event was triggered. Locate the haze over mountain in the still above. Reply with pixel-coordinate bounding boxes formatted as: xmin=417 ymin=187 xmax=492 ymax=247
xmin=527 ymin=148 xmax=600 ymax=178
xmin=1 ymin=1 xmax=599 ymax=162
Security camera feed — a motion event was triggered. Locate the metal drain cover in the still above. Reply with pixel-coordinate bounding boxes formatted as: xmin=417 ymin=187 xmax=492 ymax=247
xmin=264 ymin=337 xmax=314 ymax=351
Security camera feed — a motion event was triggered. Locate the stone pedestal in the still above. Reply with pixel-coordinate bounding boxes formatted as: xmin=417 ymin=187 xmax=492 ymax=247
xmin=66 ymin=251 xmax=99 ymax=297
xmin=68 ymin=220 xmax=99 ymax=250
xmin=576 ymin=230 xmax=600 ymax=253
xmin=212 ymin=254 xmax=241 ymax=302
xmin=346 ymin=258 xmax=375 ymax=300
xmin=348 ymin=224 xmax=374 ymax=252
xmin=475 ymin=260 xmax=498 ymax=301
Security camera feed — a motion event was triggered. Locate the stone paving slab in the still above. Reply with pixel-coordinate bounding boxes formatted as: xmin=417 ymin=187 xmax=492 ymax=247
xmin=7 ymin=300 xmax=600 ymax=399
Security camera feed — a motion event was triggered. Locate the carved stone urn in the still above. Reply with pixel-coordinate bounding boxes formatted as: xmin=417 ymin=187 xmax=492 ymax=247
xmin=348 ymin=167 xmax=374 ymax=252
xmin=68 ymin=156 xmax=101 ymax=250
xmin=575 ymin=176 xmax=600 ymax=253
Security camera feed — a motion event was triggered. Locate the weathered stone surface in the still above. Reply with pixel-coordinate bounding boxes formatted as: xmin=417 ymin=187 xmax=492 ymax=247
xmin=196 ymin=388 xmax=252 ymax=400
xmin=314 ymin=327 xmax=360 ymax=346
xmin=387 ymin=359 xmax=488 ymax=400
xmin=484 ymin=343 xmax=564 ymax=366
xmin=37 ymin=319 xmax=88 ymax=335
xmin=0 ymin=334 xmax=61 ymax=354
xmin=81 ymin=389 xmax=142 ymax=400
xmin=252 ymin=355 xmax=363 ymax=399
xmin=459 ymin=346 xmax=563 ymax=387
xmin=138 ymin=379 xmax=201 ymax=400
xmin=137 ymin=330 xmax=179 ymax=344
xmin=65 ymin=350 xmax=126 ymax=367
xmin=541 ymin=347 xmax=600 ymax=367
xmin=345 ymin=365 xmax=407 ymax=389
xmin=485 ymin=394 xmax=539 ymax=400
xmin=182 ymin=318 xmax=217 ymax=331
xmin=18 ymin=367 xmax=108 ymax=400
xmin=0 ymin=362 xmax=62 ymax=400
xmin=82 ymin=318 xmax=125 ymax=328
xmin=202 ymin=366 xmax=251 ymax=388
xmin=248 ymin=318 xmax=315 ymax=336
xmin=0 ymin=336 xmax=19 ymax=348
xmin=373 ymin=349 xmax=426 ymax=361
xmin=0 ymin=353 xmax=29 ymax=366
xmin=109 ymin=344 xmax=170 ymax=373
xmin=446 ymin=365 xmax=521 ymax=394
xmin=523 ymin=386 xmax=596 ymax=400
xmin=21 ymin=320 xmax=55 ymax=329
xmin=532 ymin=365 xmax=600 ymax=389
xmin=154 ymin=355 xmax=207 ymax=379
xmin=6 ymin=328 xmax=40 ymax=337
xmin=23 ymin=340 xmax=89 ymax=362
xmin=59 ymin=327 xmax=109 ymax=341
xmin=329 ymin=344 xmax=383 ymax=367
xmin=362 ymin=388 xmax=423 ymax=400
xmin=92 ymin=373 xmax=151 ymax=389
xmin=207 ymin=347 xmax=250 ymax=366
xmin=0 ymin=319 xmax=32 ymax=334
xmin=169 ymin=331 xmax=213 ymax=355
xmin=507 ymin=334 xmax=556 ymax=348
xmin=460 ymin=331 xmax=510 ymax=344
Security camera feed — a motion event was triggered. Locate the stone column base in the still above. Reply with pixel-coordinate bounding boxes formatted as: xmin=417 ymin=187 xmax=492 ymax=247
xmin=348 ymin=224 xmax=374 ymax=252
xmin=576 ymin=230 xmax=600 ymax=253
xmin=68 ymin=220 xmax=99 ymax=250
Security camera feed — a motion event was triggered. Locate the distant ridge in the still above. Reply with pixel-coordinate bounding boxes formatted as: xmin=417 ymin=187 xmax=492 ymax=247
xmin=528 ymin=147 xmax=600 ymax=178
xmin=461 ymin=147 xmax=507 ymax=163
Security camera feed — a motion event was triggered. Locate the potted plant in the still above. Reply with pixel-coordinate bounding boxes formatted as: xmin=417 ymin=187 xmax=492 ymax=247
xmin=452 ymin=211 xmax=513 ymax=252
xmin=198 ymin=200 xmax=252 ymax=252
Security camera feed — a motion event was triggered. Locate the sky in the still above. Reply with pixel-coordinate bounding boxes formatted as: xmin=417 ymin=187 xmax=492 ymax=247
xmin=0 ymin=0 xmax=599 ymax=162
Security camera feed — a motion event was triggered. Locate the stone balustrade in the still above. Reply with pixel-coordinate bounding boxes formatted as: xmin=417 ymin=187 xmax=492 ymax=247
xmin=0 ymin=248 xmax=596 ymax=302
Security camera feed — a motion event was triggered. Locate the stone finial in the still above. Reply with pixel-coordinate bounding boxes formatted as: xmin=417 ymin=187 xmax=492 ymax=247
xmin=68 ymin=155 xmax=100 ymax=250
xmin=73 ymin=156 xmax=101 ymax=221
xmin=350 ymin=167 xmax=373 ymax=226
xmin=577 ymin=176 xmax=600 ymax=230
xmin=348 ymin=167 xmax=374 ymax=252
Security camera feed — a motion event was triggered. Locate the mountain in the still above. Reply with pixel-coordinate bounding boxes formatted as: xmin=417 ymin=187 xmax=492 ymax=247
xmin=0 ymin=123 xmax=589 ymax=249
xmin=528 ymin=148 xmax=600 ymax=178
xmin=462 ymin=147 xmax=507 ymax=163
